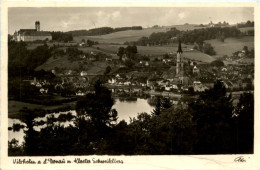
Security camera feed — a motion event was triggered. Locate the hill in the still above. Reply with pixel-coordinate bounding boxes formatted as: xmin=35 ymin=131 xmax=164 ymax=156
xmin=204 ymin=36 xmax=254 ymax=57
xmin=36 ymin=54 xmax=112 ymax=75
xmin=94 ymin=44 xmax=214 ymax=62
xmin=36 ymin=43 xmax=215 ymax=72
xmin=73 ymin=27 xmax=168 ymax=44
xmin=73 ymin=24 xmax=207 ymax=44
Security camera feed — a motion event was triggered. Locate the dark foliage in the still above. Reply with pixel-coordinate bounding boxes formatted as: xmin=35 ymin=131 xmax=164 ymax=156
xmin=152 ymin=97 xmax=161 ymax=116
xmin=233 ymin=92 xmax=254 ymax=153
xmin=8 ymin=41 xmax=54 ymax=78
xmin=237 ymin=20 xmax=254 ymax=28
xmin=8 ymin=81 xmax=254 ymax=155
xmin=66 ymin=47 xmax=83 ymax=61
xmin=189 ymin=80 xmax=234 ymax=154
xmin=134 ymin=26 xmax=242 ymax=46
xmin=210 ymin=59 xmax=224 ymax=67
xmin=50 ymin=31 xmax=73 ymax=42
xmin=67 ymin=26 xmax=142 ymax=36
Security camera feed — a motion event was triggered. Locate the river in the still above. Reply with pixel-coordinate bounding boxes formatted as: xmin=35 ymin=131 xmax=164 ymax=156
xmin=8 ymin=98 xmax=155 ymax=145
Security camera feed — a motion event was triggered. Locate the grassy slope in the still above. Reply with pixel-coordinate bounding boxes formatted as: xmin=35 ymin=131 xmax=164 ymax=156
xmin=36 ymin=52 xmax=113 ymax=74
xmin=184 ymin=51 xmax=215 ymax=63
xmin=205 ymin=36 xmax=254 ymax=58
xmin=36 ymin=25 xmax=254 ymax=70
xmin=74 ymin=28 xmax=168 ymax=44
xmin=36 ymin=55 xmax=79 ymax=71
xmin=73 ymin=25 xmax=206 ymax=44
xmin=36 ymin=43 xmax=215 ymax=72
xmin=95 ymin=44 xmax=215 ymax=62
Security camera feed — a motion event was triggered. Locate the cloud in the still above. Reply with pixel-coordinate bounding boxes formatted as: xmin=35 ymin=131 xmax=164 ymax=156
xmin=8 ymin=7 xmax=254 ymax=33
xmin=112 ymin=11 xmax=120 ymax=19
xmin=178 ymin=12 xmax=186 ymax=20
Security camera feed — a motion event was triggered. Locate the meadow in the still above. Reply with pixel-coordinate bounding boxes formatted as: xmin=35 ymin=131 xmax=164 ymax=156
xmin=204 ymin=36 xmax=254 ymax=58
xmin=94 ymin=44 xmax=215 ymax=62
xmin=73 ymin=25 xmax=206 ymax=44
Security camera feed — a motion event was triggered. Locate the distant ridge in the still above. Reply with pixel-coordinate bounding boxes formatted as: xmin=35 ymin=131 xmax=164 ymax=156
xmin=66 ymin=26 xmax=142 ymax=36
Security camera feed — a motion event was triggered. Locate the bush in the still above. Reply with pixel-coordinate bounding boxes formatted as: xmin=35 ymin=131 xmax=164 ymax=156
xmin=211 ymin=59 xmax=224 ymax=67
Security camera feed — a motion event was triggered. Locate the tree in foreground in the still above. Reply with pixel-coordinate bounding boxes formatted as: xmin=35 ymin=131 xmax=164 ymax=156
xmin=76 ymin=80 xmax=118 ymax=140
xmin=189 ymin=80 xmax=234 ymax=154
xmin=152 ymin=97 xmax=161 ymax=116
xmin=233 ymin=92 xmax=254 ymax=153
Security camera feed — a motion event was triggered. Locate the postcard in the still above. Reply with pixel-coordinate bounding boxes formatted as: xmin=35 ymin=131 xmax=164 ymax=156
xmin=1 ymin=1 xmax=259 ymax=169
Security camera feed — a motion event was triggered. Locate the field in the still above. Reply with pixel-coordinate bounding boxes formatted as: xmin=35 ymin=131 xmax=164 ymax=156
xmin=73 ymin=25 xmax=206 ymax=44
xmin=94 ymin=44 xmax=215 ymax=62
xmin=205 ymin=36 xmax=254 ymax=58
xmin=36 ymin=43 xmax=215 ymax=72
xmin=183 ymin=51 xmax=215 ymax=63
xmin=35 ymin=25 xmax=254 ymax=70
xmin=238 ymin=27 xmax=254 ymax=33
xmin=74 ymin=27 xmax=168 ymax=44
xmin=95 ymin=44 xmax=195 ymax=55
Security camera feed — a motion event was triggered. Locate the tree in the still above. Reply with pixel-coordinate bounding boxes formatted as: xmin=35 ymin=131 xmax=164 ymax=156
xmin=124 ymin=59 xmax=135 ymax=69
xmin=188 ymin=86 xmax=194 ymax=94
xmin=8 ymin=138 xmax=23 ymax=156
xmin=104 ymin=66 xmax=111 ymax=75
xmin=210 ymin=59 xmax=224 ymax=67
xmin=117 ymin=47 xmax=125 ymax=60
xmin=76 ymin=80 xmax=118 ymax=133
xmin=161 ymin=97 xmax=172 ymax=110
xmin=125 ymin=45 xmax=138 ymax=59
xmin=152 ymin=97 xmax=161 ymax=116
xmin=233 ymin=92 xmax=254 ymax=153
xmin=243 ymin=46 xmax=249 ymax=55
xmin=203 ymin=43 xmax=216 ymax=56
xmin=132 ymin=45 xmax=138 ymax=54
xmin=217 ymin=32 xmax=226 ymax=42
xmin=189 ymin=80 xmax=234 ymax=154
xmin=87 ymin=39 xmax=94 ymax=47
xmin=19 ymin=108 xmax=39 ymax=155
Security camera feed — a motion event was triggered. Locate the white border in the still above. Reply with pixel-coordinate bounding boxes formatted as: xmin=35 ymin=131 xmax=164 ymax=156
xmin=1 ymin=2 xmax=259 ymax=170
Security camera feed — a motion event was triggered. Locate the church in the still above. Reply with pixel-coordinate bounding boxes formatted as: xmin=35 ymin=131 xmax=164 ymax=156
xmin=175 ymin=40 xmax=191 ymax=86
xmin=13 ymin=21 xmax=52 ymax=42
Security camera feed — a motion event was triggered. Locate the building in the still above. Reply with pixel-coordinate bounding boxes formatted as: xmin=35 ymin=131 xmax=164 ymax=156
xmin=175 ymin=40 xmax=190 ymax=85
xmin=13 ymin=21 xmax=52 ymax=42
xmin=176 ymin=40 xmax=183 ymax=75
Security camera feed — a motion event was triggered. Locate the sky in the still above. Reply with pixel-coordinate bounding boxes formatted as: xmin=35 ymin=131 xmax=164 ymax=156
xmin=8 ymin=7 xmax=254 ymax=34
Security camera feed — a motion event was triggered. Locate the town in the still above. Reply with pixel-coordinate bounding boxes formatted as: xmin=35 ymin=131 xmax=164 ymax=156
xmin=9 ymin=21 xmax=254 ymax=104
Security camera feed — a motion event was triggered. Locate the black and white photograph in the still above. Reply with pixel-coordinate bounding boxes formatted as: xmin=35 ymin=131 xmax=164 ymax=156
xmin=1 ymin=3 xmax=259 ymax=169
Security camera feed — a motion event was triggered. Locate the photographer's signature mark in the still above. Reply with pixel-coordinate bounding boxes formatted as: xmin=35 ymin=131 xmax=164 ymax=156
xmin=234 ymin=156 xmax=246 ymax=162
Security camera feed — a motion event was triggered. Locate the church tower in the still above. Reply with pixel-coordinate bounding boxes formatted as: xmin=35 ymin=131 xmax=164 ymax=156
xmin=176 ymin=40 xmax=183 ymax=74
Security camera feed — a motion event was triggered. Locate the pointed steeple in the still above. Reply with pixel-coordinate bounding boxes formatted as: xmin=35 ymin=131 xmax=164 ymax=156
xmin=177 ymin=40 xmax=183 ymax=53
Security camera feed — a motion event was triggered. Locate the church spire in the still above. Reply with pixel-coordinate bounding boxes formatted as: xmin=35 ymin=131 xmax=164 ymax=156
xmin=177 ymin=40 xmax=183 ymax=53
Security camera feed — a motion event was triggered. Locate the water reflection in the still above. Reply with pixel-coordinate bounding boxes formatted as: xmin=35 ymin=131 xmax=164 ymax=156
xmin=112 ymin=98 xmax=154 ymax=123
xmin=8 ymin=98 xmax=154 ymax=144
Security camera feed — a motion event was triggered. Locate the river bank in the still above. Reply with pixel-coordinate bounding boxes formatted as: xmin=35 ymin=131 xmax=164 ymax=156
xmin=8 ymin=100 xmax=76 ymax=119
